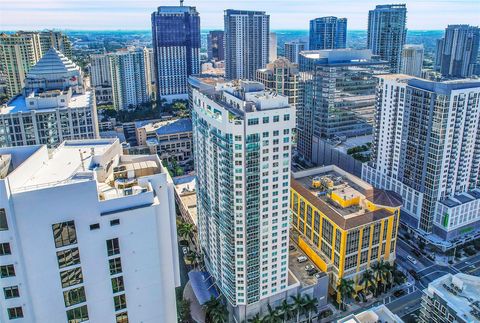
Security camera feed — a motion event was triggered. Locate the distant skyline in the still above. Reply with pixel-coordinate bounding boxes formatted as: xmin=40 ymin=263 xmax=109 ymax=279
xmin=1 ymin=0 xmax=479 ymax=31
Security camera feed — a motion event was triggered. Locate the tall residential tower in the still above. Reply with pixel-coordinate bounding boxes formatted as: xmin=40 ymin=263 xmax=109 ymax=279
xmin=367 ymin=4 xmax=407 ymax=73
xmin=191 ymin=79 xmax=295 ymax=321
xmin=309 ymin=16 xmax=347 ymax=50
xmin=224 ymin=10 xmax=270 ymax=80
xmin=400 ymin=44 xmax=424 ymax=77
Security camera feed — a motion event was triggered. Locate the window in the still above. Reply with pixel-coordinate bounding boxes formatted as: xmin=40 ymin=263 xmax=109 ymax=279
xmin=0 ymin=264 xmax=15 ymax=278
xmin=64 ymin=287 xmax=86 ymax=307
xmin=7 ymin=307 xmax=23 ymax=319
xmin=89 ymin=223 xmax=100 ymax=230
xmin=57 ymin=248 xmax=81 ymax=268
xmin=262 ymin=117 xmax=269 ymax=123
xmin=0 ymin=243 xmax=11 ymax=256
xmin=107 ymin=238 xmax=120 ymax=257
xmin=248 ymin=118 xmax=259 ymax=126
xmin=4 ymin=286 xmax=19 ymax=299
xmin=273 ymin=116 xmax=280 ymax=122
xmin=66 ymin=305 xmax=89 ymax=323
xmin=284 ymin=114 xmax=290 ymax=121
xmin=0 ymin=209 xmax=8 ymax=231
xmin=116 ymin=312 xmax=129 ymax=323
xmin=111 ymin=276 xmax=125 ymax=293
xmin=60 ymin=267 xmax=83 ymax=288
xmin=109 ymin=258 xmax=122 ymax=275
xmin=52 ymin=221 xmax=77 ymax=248
xmin=110 ymin=219 xmax=120 ymax=226
xmin=114 ymin=294 xmax=127 ymax=311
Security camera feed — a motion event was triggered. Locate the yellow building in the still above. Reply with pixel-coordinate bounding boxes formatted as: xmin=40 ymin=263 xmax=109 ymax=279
xmin=290 ymin=165 xmax=402 ymax=295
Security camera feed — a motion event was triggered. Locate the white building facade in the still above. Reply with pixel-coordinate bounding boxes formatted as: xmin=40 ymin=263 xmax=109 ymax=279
xmin=401 ymin=44 xmax=424 ymax=77
xmin=0 ymin=48 xmax=98 ymax=148
xmin=363 ymin=75 xmax=480 ymax=247
xmin=192 ymin=80 xmax=295 ymax=321
xmin=0 ymin=139 xmax=180 ymax=323
xmin=284 ymin=41 xmax=306 ymax=64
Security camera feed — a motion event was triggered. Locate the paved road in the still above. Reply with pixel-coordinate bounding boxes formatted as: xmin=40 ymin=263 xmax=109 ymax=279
xmin=386 ymin=289 xmax=423 ymax=317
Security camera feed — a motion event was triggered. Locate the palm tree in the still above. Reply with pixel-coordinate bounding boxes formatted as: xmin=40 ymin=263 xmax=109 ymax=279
xmin=302 ymin=294 xmax=318 ymax=322
xmin=371 ymin=261 xmax=383 ymax=296
xmin=262 ymin=304 xmax=281 ymax=323
xmin=278 ymin=300 xmax=293 ymax=322
xmin=185 ymin=250 xmax=198 ymax=268
xmin=382 ymin=262 xmax=393 ymax=292
xmin=203 ymin=296 xmax=227 ymax=323
xmin=290 ymin=294 xmax=306 ymax=322
xmin=337 ymin=279 xmax=355 ymax=311
xmin=392 ymin=263 xmax=406 ymax=286
xmin=178 ymin=221 xmax=195 ymax=242
xmin=359 ymin=269 xmax=375 ymax=295
xmin=248 ymin=313 xmax=263 ymax=323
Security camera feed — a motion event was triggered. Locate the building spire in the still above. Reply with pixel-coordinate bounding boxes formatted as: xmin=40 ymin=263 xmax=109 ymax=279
xmin=180 ymin=0 xmax=184 ymax=6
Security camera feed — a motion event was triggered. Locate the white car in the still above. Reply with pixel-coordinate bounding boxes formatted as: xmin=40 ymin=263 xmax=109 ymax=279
xmin=304 ymin=264 xmax=314 ymax=271
xmin=182 ymin=247 xmax=189 ymax=255
xmin=407 ymin=255 xmax=417 ymax=265
xmin=297 ymin=256 xmax=307 ymax=263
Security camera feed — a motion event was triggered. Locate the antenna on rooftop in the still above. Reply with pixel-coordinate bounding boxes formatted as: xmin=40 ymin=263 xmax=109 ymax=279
xmin=180 ymin=0 xmax=184 ymax=6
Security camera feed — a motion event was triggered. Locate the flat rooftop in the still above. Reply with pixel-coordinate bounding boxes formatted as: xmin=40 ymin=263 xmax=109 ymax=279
xmin=1 ymin=90 xmax=93 ymax=114
xmin=173 ymin=175 xmax=197 ymax=226
xmin=288 ymin=237 xmax=326 ymax=287
xmin=428 ymin=273 xmax=480 ymax=322
xmin=337 ymin=305 xmax=402 ymax=323
xmin=292 ymin=166 xmax=402 ymax=230
xmin=139 ymin=118 xmax=193 ymax=136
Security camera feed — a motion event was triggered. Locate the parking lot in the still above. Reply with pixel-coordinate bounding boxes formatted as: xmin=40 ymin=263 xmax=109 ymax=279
xmin=288 ymin=240 xmax=326 ymax=286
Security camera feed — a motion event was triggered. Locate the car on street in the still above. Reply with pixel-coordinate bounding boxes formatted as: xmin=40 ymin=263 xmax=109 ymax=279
xmin=393 ymin=289 xmax=406 ymax=297
xmin=409 ymin=269 xmax=420 ymax=280
xmin=407 ymin=255 xmax=417 ymax=264
xmin=289 ymin=245 xmax=296 ymax=251
xmin=412 ymin=249 xmax=422 ymax=257
xmin=307 ymin=268 xmax=319 ymax=276
xmin=182 ymin=246 xmax=189 ymax=255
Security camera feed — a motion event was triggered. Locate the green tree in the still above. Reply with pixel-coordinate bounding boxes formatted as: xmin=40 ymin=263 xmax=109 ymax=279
xmin=178 ymin=298 xmax=192 ymax=322
xmin=278 ymin=300 xmax=293 ymax=322
xmin=302 ymin=294 xmax=318 ymax=322
xmin=337 ymin=279 xmax=355 ymax=311
xmin=203 ymin=296 xmax=228 ymax=323
xmin=177 ymin=221 xmax=195 ymax=241
xmin=359 ymin=269 xmax=376 ymax=295
xmin=290 ymin=294 xmax=306 ymax=322
xmin=247 ymin=313 xmax=263 ymax=323
xmin=262 ymin=304 xmax=281 ymax=323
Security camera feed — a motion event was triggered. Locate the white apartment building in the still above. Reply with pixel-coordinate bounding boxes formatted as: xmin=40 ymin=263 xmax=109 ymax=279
xmin=192 ymin=80 xmax=296 ymax=321
xmin=401 ymin=44 xmax=424 ymax=77
xmin=284 ymin=41 xmax=306 ymax=64
xmin=363 ymin=75 xmax=480 ymax=248
xmin=0 ymin=48 xmax=98 ymax=148
xmin=90 ymin=53 xmax=113 ymax=105
xmin=269 ymin=32 xmax=277 ymax=62
xmin=109 ymin=49 xmax=149 ymax=110
xmin=0 ymin=138 xmax=180 ymax=323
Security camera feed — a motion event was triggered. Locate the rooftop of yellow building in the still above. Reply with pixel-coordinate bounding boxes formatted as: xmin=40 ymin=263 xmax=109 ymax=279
xmin=291 ymin=165 xmax=402 ymax=230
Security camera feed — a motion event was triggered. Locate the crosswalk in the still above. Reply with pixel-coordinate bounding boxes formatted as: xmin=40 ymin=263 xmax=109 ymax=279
xmin=382 ymin=284 xmax=418 ymax=305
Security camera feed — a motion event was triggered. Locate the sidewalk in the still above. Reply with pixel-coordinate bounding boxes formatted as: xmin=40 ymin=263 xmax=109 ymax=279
xmin=183 ymin=280 xmax=206 ymax=323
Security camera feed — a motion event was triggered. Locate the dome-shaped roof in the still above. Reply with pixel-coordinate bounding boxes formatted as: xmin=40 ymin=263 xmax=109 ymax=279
xmin=27 ymin=48 xmax=79 ymax=78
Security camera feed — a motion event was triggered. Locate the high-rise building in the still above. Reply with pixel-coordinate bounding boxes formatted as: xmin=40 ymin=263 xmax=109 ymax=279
xmin=207 ymin=30 xmax=225 ymax=61
xmin=0 ymin=31 xmax=72 ymax=99
xmin=256 ymin=57 xmax=301 ymax=109
xmin=0 ymin=138 xmax=180 ymax=323
xmin=224 ymin=10 xmax=270 ymax=80
xmin=38 ymin=30 xmax=73 ymax=58
xmin=284 ymin=41 xmax=306 ymax=64
xmin=291 ymin=165 xmax=401 ymax=302
xmin=269 ymin=32 xmax=277 ymax=62
xmin=0 ymin=33 xmax=42 ymax=98
xmin=309 ymin=17 xmax=347 ymax=50
xmin=436 ymin=25 xmax=480 ymax=78
xmin=297 ymin=49 xmax=389 ymax=163
xmin=90 ymin=53 xmax=113 ymax=105
xmin=151 ymin=6 xmax=200 ymax=100
xmin=419 ymin=273 xmax=480 ymax=323
xmin=362 ymin=75 xmax=480 ymax=247
xmin=109 ymin=48 xmax=149 ymax=110
xmin=401 ymin=44 xmax=424 ymax=77
xmin=367 ymin=4 xmax=407 ymax=73
xmin=143 ymin=47 xmax=156 ymax=100
xmin=0 ymin=48 xmax=98 ymax=148
xmin=191 ymin=79 xmax=295 ymax=321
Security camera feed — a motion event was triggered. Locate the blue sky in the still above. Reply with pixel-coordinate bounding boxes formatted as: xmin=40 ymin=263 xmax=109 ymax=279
xmin=1 ymin=0 xmax=479 ymax=30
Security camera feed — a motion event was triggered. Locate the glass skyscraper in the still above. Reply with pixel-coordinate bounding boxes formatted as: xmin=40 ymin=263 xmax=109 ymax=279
xmin=309 ymin=16 xmax=347 ymax=50
xmin=151 ymin=6 xmax=200 ymax=99
xmin=367 ymin=4 xmax=407 ymax=73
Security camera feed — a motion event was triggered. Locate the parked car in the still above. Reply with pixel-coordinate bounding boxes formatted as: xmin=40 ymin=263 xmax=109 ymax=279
xmin=304 ymin=264 xmax=314 ymax=271
xmin=307 ymin=268 xmax=319 ymax=276
xmin=412 ymin=249 xmax=422 ymax=257
xmin=289 ymin=245 xmax=296 ymax=251
xmin=182 ymin=246 xmax=189 ymax=255
xmin=297 ymin=256 xmax=307 ymax=263
xmin=315 ymin=273 xmax=323 ymax=279
xmin=407 ymin=255 xmax=417 ymax=265
xmin=393 ymin=289 xmax=406 ymax=297
xmin=409 ymin=269 xmax=420 ymax=280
